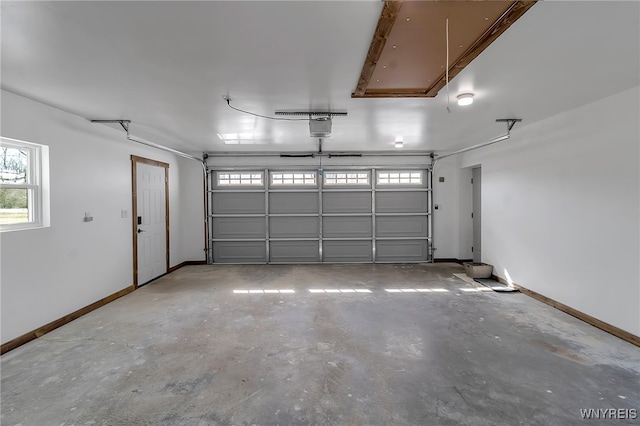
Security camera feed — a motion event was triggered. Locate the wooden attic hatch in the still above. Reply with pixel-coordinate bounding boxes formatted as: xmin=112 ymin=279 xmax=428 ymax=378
xmin=353 ymin=0 xmax=537 ymax=98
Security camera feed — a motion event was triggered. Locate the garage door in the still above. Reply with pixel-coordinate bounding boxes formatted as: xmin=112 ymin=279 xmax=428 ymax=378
xmin=208 ymin=169 xmax=432 ymax=263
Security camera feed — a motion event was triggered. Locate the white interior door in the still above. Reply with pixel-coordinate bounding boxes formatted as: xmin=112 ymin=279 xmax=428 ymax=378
xmin=472 ymin=167 xmax=482 ymax=263
xmin=136 ymin=162 xmax=167 ymax=285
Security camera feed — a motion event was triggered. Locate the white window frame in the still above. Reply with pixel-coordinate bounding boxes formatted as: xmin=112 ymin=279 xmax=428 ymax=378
xmin=270 ymin=171 xmax=317 ymax=186
xmin=217 ymin=172 xmax=263 ymax=186
xmin=0 ymin=137 xmax=49 ymax=232
xmin=323 ymin=171 xmax=370 ymax=186
xmin=377 ymin=171 xmax=423 ymax=185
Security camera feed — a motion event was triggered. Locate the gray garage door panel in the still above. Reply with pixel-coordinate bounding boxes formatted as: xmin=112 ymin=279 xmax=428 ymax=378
xmin=212 ymin=217 xmax=266 ymax=239
xmin=209 ymin=168 xmax=432 ymax=264
xmin=269 ymin=193 xmax=318 ymax=214
xmin=323 ymin=192 xmax=371 ymax=214
xmin=323 ymin=241 xmax=372 ymax=262
xmin=376 ymin=240 xmax=428 ymax=262
xmin=212 ymin=192 xmax=265 ymax=215
xmin=323 ymin=216 xmax=372 ymax=238
xmin=376 ymin=192 xmax=428 ymax=213
xmin=270 ymin=241 xmax=320 ymax=263
xmin=213 ymin=241 xmax=267 ymax=263
xmin=376 ymin=216 xmax=428 ymax=237
xmin=270 ymin=216 xmax=319 ymax=238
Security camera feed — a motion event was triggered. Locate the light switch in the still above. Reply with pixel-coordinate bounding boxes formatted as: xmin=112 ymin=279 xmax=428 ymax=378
xmin=121 ymin=209 xmax=128 ymax=219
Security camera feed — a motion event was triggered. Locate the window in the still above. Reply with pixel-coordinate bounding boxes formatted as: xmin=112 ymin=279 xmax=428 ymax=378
xmin=377 ymin=171 xmax=422 ymax=185
xmin=324 ymin=172 xmax=369 ymax=185
xmin=217 ymin=172 xmax=263 ymax=186
xmin=271 ymin=172 xmax=316 ymax=186
xmin=0 ymin=137 xmax=49 ymax=231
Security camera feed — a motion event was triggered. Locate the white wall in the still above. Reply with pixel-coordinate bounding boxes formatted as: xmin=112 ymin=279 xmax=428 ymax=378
xmin=431 ymin=159 xmax=462 ymax=259
xmin=0 ymin=91 xmax=205 ymax=344
xmin=459 ymin=86 xmax=640 ymax=336
xmin=457 ymin=166 xmax=473 ymax=261
xmin=177 ymin=161 xmax=207 ymax=262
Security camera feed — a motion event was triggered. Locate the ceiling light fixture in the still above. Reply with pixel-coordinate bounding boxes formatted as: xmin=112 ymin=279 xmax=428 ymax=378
xmin=457 ymin=93 xmax=474 ymax=106
xmin=394 ymin=136 xmax=404 ymax=149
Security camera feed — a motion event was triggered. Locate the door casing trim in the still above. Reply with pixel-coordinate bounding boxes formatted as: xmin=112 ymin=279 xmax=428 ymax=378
xmin=131 ymin=155 xmax=170 ymax=288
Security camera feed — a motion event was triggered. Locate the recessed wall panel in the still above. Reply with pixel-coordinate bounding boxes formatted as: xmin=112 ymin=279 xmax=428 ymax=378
xmin=323 ymin=216 xmax=372 ymax=238
xmin=269 ymin=192 xmax=318 ymax=214
xmin=323 ymin=192 xmax=372 ymax=214
xmin=376 ymin=240 xmax=428 ymax=262
xmin=270 ymin=241 xmax=320 ymax=263
xmin=212 ymin=217 xmax=266 ymax=239
xmin=211 ymin=192 xmax=265 ymax=215
xmin=323 ymin=241 xmax=372 ymax=262
xmin=270 ymin=216 xmax=319 ymax=238
xmin=376 ymin=216 xmax=428 ymax=237
xmin=213 ymin=241 xmax=267 ymax=263
xmin=376 ymin=192 xmax=428 ymax=213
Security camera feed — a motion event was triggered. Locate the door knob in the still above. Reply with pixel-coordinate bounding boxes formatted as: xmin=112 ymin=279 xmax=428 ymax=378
xmin=137 ymin=229 xmax=145 ymax=233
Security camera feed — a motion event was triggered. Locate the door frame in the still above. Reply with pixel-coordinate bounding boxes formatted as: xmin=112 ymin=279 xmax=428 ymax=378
xmin=472 ymin=166 xmax=481 ymax=263
xmin=131 ymin=155 xmax=170 ymax=288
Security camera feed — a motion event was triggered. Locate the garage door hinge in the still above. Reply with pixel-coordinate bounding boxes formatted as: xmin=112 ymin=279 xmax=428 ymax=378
xmin=471 ymin=246 xmax=474 ymax=252
xmin=471 ymin=212 xmax=474 ymax=218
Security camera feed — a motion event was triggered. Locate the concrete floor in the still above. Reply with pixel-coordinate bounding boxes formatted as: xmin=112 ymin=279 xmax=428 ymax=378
xmin=1 ymin=263 xmax=639 ymax=426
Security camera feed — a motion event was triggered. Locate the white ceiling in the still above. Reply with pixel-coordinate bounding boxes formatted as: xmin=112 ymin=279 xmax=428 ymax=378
xmin=2 ymin=1 xmax=639 ymax=155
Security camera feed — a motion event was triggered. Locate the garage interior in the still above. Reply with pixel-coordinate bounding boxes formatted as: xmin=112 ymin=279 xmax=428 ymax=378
xmin=1 ymin=1 xmax=639 ymax=425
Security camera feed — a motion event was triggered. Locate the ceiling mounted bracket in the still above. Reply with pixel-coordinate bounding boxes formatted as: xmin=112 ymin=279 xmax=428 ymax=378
xmin=90 ymin=119 xmax=131 ymax=134
xmin=496 ymin=118 xmax=522 ymax=132
xmin=89 ymin=118 xmax=203 ymax=163
xmin=431 ymin=118 xmax=524 ymax=168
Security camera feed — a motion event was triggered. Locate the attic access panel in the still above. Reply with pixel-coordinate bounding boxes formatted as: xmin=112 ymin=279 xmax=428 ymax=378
xmin=352 ymin=0 xmax=537 ymax=98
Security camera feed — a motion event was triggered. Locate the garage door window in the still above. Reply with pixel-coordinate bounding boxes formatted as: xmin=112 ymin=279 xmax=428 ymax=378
xmin=271 ymin=172 xmax=316 ymax=186
xmin=217 ymin=172 xmax=263 ymax=186
xmin=324 ymin=172 xmax=369 ymax=185
xmin=377 ymin=171 xmax=422 ymax=185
